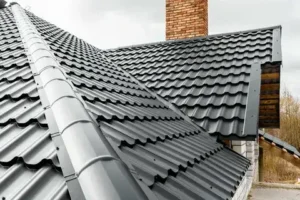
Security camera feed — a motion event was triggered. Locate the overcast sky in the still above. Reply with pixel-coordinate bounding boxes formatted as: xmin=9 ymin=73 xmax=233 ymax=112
xmin=13 ymin=0 xmax=300 ymax=98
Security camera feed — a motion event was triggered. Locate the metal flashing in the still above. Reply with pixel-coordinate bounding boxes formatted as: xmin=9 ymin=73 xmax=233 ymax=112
xmin=11 ymin=4 xmax=148 ymax=200
xmin=44 ymin=108 xmax=59 ymax=134
xmin=272 ymin=27 xmax=282 ymax=62
xmin=51 ymin=134 xmax=76 ymax=176
xmin=36 ymin=87 xmax=50 ymax=108
xmin=242 ymin=63 xmax=261 ymax=139
xmin=76 ymin=155 xmax=123 ymax=176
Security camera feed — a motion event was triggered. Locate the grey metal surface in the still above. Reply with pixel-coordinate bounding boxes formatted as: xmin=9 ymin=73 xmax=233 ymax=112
xmin=0 ymin=6 xmax=70 ymax=200
xmin=240 ymin=63 xmax=261 ymax=140
xmin=272 ymin=27 xmax=282 ymax=62
xmin=104 ymin=26 xmax=282 ymax=139
xmin=0 ymin=4 xmax=255 ymax=200
xmin=12 ymin=3 xmax=148 ymax=200
xmin=0 ymin=163 xmax=69 ymax=200
xmin=26 ymin=10 xmax=251 ymax=200
xmin=259 ymin=130 xmax=300 ymax=157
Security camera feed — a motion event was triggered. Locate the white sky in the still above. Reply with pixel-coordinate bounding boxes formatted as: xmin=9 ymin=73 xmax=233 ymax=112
xmin=12 ymin=0 xmax=300 ymax=98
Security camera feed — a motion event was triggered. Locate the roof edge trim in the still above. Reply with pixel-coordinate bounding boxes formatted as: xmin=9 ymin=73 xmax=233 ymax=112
xmin=271 ymin=26 xmax=282 ymax=62
xmin=11 ymin=4 xmax=149 ymax=200
xmin=106 ymin=25 xmax=282 ymax=50
xmin=242 ymin=63 xmax=262 ymax=139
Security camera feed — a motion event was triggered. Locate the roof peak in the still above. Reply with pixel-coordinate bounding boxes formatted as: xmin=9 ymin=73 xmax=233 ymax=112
xmin=106 ymin=25 xmax=281 ymax=51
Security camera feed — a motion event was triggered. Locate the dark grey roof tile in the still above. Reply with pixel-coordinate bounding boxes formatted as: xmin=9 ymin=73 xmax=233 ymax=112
xmin=0 ymin=79 xmax=38 ymax=100
xmin=0 ymin=123 xmax=58 ymax=166
xmin=0 ymin=65 xmax=32 ymax=82
xmin=172 ymin=93 xmax=247 ymax=107
xmin=69 ymin=74 xmax=150 ymax=97
xmin=194 ymin=118 xmax=244 ymax=136
xmin=14 ymin=8 xmax=253 ymax=200
xmin=157 ymin=83 xmax=248 ymax=99
xmin=77 ymin=87 xmax=165 ymax=108
xmin=0 ymin=99 xmax=46 ymax=126
xmin=0 ymin=163 xmax=69 ymax=200
xmin=86 ymin=102 xmax=176 ymax=122
xmin=0 ymin=54 xmax=28 ymax=68
xmin=183 ymin=106 xmax=246 ymax=121
xmin=100 ymin=119 xmax=200 ymax=146
xmin=105 ymin=27 xmax=281 ymax=139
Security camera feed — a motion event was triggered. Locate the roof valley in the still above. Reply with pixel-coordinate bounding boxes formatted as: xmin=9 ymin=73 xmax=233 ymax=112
xmin=97 ymin=53 xmax=208 ymax=133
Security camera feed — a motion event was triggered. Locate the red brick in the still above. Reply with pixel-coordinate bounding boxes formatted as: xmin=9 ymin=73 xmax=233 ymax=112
xmin=166 ymin=0 xmax=208 ymax=40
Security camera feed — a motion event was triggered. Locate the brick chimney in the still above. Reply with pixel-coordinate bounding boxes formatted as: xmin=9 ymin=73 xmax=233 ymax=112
xmin=166 ymin=0 xmax=208 ymax=40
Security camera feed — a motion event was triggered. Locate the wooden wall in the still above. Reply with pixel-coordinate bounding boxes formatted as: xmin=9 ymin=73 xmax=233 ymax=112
xmin=259 ymin=63 xmax=281 ymax=128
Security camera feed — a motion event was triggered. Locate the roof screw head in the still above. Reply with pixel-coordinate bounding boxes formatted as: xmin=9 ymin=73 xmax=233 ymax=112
xmin=56 ymin=147 xmax=59 ymax=150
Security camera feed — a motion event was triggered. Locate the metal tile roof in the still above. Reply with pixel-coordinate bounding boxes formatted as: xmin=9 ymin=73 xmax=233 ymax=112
xmin=0 ymin=4 xmax=251 ymax=200
xmin=25 ymin=9 xmax=250 ymax=200
xmin=104 ymin=26 xmax=282 ymax=139
xmin=0 ymin=7 xmax=69 ymax=200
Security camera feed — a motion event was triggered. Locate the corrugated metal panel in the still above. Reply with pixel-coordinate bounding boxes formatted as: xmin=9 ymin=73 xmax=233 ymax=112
xmin=0 ymin=6 xmax=69 ymax=199
xmin=104 ymin=26 xmax=280 ymax=139
xmin=26 ymin=10 xmax=251 ymax=200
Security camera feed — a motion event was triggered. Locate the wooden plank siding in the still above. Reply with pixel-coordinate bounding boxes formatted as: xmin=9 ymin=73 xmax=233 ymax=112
xmin=259 ymin=63 xmax=280 ymax=128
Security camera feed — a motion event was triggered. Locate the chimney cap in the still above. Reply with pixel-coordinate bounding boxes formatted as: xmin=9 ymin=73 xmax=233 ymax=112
xmin=0 ymin=0 xmax=7 ymax=8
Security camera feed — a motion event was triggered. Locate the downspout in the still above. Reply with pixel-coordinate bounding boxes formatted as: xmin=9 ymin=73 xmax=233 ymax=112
xmin=11 ymin=3 xmax=148 ymax=200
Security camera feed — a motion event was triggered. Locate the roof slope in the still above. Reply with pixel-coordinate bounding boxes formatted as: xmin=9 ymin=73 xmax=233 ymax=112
xmin=0 ymin=5 xmax=253 ymax=200
xmin=0 ymin=7 xmax=69 ymax=199
xmin=0 ymin=5 xmax=250 ymax=200
xmin=104 ymin=27 xmax=282 ymax=139
xmin=25 ymin=10 xmax=251 ymax=200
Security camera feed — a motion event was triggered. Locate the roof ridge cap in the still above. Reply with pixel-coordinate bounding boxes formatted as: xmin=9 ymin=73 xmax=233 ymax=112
xmin=105 ymin=25 xmax=282 ymax=51
xmin=11 ymin=4 xmax=148 ymax=200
